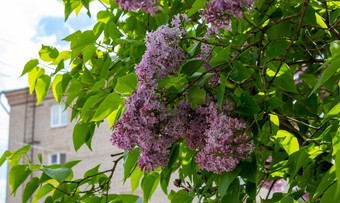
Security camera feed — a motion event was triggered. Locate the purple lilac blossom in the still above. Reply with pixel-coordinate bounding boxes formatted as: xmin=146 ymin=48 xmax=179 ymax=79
xmin=116 ymin=0 xmax=160 ymax=16
xmin=199 ymin=0 xmax=257 ymax=33
xmin=190 ymin=101 xmax=254 ymax=174
xmin=111 ymin=13 xmax=254 ymax=174
xmin=302 ymin=192 xmax=309 ymax=201
xmin=262 ymin=179 xmax=285 ymax=192
xmin=111 ymin=23 xmax=187 ymax=172
xmin=294 ymin=66 xmax=308 ymax=84
xmin=135 ymin=24 xmax=187 ymax=87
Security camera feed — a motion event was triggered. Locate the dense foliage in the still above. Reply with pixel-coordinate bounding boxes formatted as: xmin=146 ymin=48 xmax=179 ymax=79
xmin=2 ymin=0 xmax=340 ymax=202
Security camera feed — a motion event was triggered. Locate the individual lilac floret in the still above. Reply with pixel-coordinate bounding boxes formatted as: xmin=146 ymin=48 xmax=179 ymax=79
xmin=116 ymin=0 xmax=160 ymax=16
xmin=199 ymin=0 xmax=257 ymax=33
xmin=188 ymin=102 xmax=254 ymax=174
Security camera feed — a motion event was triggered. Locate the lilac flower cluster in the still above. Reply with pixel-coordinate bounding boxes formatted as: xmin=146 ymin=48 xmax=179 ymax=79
xmin=111 ymin=23 xmax=187 ymax=172
xmin=199 ymin=0 xmax=257 ymax=33
xmin=116 ymin=0 xmax=160 ymax=16
xmin=188 ymin=101 xmax=254 ymax=174
xmin=111 ymin=15 xmax=254 ymax=174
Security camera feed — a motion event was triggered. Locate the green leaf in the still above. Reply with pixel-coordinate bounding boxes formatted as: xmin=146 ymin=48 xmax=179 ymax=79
xmin=63 ymin=30 xmax=81 ymax=42
xmin=274 ymin=130 xmax=299 ymax=155
xmin=188 ymin=0 xmax=207 ymax=17
xmin=180 ymin=59 xmax=204 ymax=76
xmin=81 ymin=67 xmax=95 ymax=85
xmin=115 ymin=38 xmax=145 ymax=45
xmin=71 ymin=30 xmax=96 ymax=50
xmin=141 ymin=172 xmax=159 ymax=202
xmin=41 ymin=167 xmax=71 ymax=183
xmin=22 ymin=177 xmax=40 ymax=203
xmin=320 ymin=183 xmax=340 ymax=203
xmin=73 ymin=122 xmax=93 ymax=151
xmin=107 ymin=105 xmax=123 ymax=126
xmin=323 ymin=102 xmax=340 ymax=123
xmin=330 ymin=40 xmax=340 ymax=56
xmin=123 ymin=149 xmax=139 ymax=182
xmin=21 ymin=59 xmax=39 ymax=76
xmin=106 ymin=22 xmax=123 ymax=40
xmin=109 ymin=194 xmax=140 ymax=203
xmin=37 ymin=153 xmax=43 ymax=164
xmin=63 ymin=160 xmax=81 ymax=169
xmin=130 ymin=167 xmax=143 ymax=193
xmin=236 ymin=93 xmax=260 ymax=115
xmin=83 ymin=44 xmax=96 ymax=63
xmin=188 ymin=85 xmax=206 ymax=106
xmin=230 ymin=60 xmax=253 ymax=82
xmin=221 ymin=178 xmax=240 ymax=203
xmin=155 ymin=13 xmax=169 ymax=26
xmin=91 ymin=92 xmax=123 ymax=122
xmin=28 ymin=67 xmax=45 ymax=94
xmin=115 ymin=73 xmax=138 ymax=95
xmin=0 ymin=150 xmax=11 ymax=167
xmin=35 ymin=75 xmax=51 ymax=105
xmin=336 ymin=149 xmax=340 ymax=196
xmin=32 ymin=184 xmax=54 ymax=203
xmin=8 ymin=145 xmax=31 ymax=167
xmin=64 ymin=0 xmax=81 ymax=21
xmin=51 ymin=60 xmax=65 ymax=77
xmin=97 ymin=10 xmax=112 ymax=23
xmin=170 ymin=190 xmax=193 ymax=203
xmin=52 ymin=74 xmax=63 ymax=103
xmin=160 ymin=166 xmax=172 ymax=194
xmin=266 ymin=63 xmax=297 ymax=93
xmin=266 ymin=39 xmax=290 ymax=58
xmin=39 ymin=45 xmax=59 ymax=62
xmin=50 ymin=51 xmax=71 ymax=65
xmin=217 ymin=166 xmax=242 ymax=198
xmin=280 ymin=196 xmax=297 ymax=203
xmin=9 ymin=164 xmax=32 ymax=196
xmin=310 ymin=57 xmax=340 ymax=95
xmin=312 ymin=165 xmax=336 ymax=201
xmin=209 ymin=45 xmax=231 ymax=67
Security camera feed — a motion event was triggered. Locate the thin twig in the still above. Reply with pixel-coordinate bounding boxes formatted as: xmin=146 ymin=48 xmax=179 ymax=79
xmin=268 ymin=0 xmax=310 ymax=86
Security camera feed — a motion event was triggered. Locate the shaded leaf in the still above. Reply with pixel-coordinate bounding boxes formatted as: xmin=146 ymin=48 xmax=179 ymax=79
xmin=22 ymin=177 xmax=40 ymax=203
xmin=9 ymin=165 xmax=32 ymax=196
xmin=41 ymin=167 xmax=72 ymax=183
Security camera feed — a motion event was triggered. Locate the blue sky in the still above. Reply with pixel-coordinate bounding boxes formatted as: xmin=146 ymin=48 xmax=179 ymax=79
xmin=0 ymin=1 xmax=102 ymax=202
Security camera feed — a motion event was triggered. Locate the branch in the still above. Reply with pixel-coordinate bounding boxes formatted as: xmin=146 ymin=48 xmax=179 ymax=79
xmin=61 ymin=155 xmax=124 ymax=196
xmin=268 ymin=0 xmax=310 ymax=86
xmin=167 ymin=39 xmax=262 ymax=104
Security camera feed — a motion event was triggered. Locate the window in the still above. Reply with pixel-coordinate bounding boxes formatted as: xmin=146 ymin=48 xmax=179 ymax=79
xmin=49 ymin=153 xmax=66 ymax=165
xmin=50 ymin=104 xmax=68 ymax=128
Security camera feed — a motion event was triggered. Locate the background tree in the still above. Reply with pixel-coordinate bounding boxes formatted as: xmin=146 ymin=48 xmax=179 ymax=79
xmin=2 ymin=0 xmax=340 ymax=202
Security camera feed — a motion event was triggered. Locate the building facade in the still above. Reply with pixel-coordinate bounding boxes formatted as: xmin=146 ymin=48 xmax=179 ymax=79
xmin=5 ymin=88 xmax=171 ymax=202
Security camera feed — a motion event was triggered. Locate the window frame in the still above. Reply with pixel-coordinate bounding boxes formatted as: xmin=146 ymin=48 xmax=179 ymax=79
xmin=49 ymin=153 xmax=66 ymax=165
xmin=50 ymin=104 xmax=68 ymax=128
